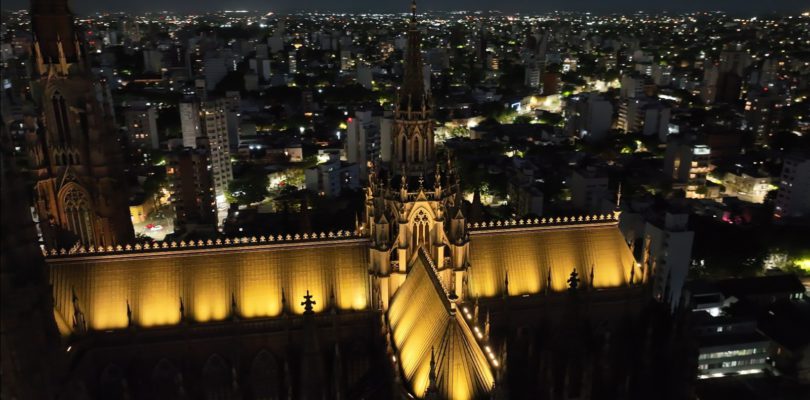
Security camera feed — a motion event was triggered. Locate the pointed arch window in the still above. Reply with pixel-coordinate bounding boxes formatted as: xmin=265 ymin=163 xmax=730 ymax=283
xmin=413 ymin=135 xmax=421 ymax=163
xmin=62 ymin=186 xmax=95 ymax=246
xmin=411 ymin=209 xmax=431 ymax=251
xmin=400 ymin=133 xmax=407 ymax=163
xmin=51 ymin=91 xmax=71 ymax=146
xmin=202 ymin=354 xmax=233 ymax=400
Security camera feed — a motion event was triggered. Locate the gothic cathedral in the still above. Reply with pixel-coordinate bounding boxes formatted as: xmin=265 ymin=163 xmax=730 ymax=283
xmin=25 ymin=0 xmax=134 ymax=249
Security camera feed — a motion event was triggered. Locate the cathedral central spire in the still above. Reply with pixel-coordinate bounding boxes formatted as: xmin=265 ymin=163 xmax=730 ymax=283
xmin=400 ymin=0 xmax=427 ymax=110
xmin=391 ymin=0 xmax=435 ymax=176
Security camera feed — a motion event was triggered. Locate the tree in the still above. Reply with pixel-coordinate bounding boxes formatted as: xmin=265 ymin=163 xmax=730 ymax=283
xmin=226 ymin=171 xmax=269 ymax=206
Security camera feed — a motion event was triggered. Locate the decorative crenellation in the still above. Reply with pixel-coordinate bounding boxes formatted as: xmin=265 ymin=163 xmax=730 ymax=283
xmin=420 ymin=248 xmax=452 ymax=301
xmin=466 ymin=213 xmax=619 ymax=231
xmin=43 ymin=230 xmax=364 ymax=258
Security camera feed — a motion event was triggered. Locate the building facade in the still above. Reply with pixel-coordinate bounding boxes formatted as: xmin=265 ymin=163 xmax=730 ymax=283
xmin=25 ymin=0 xmax=134 ymax=249
xmin=166 ymin=147 xmax=217 ymax=233
xmin=775 ymin=154 xmax=810 ymax=219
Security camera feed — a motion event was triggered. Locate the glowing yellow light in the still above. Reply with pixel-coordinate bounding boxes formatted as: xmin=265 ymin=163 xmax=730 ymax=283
xmin=467 ymin=226 xmax=634 ymax=298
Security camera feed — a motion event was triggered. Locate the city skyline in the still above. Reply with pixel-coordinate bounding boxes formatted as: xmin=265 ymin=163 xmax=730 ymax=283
xmin=2 ymin=0 xmax=808 ymax=15
xmin=2 ymin=0 xmax=808 ymax=398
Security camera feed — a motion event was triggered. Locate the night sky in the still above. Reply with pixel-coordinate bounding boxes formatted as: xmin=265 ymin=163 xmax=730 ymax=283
xmin=3 ymin=0 xmax=808 ymax=15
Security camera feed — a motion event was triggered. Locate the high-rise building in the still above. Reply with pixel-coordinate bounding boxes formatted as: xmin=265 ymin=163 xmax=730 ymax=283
xmin=618 ymin=97 xmax=671 ymax=141
xmin=524 ymin=61 xmax=542 ymax=89
xmin=199 ymin=99 xmax=234 ymax=216
xmin=340 ymin=50 xmax=354 ymax=71
xmin=570 ymin=166 xmax=611 ymax=213
xmin=25 ymin=0 xmax=134 ymax=248
xmin=744 ymin=88 xmax=785 ymax=146
xmin=304 ymin=153 xmax=360 ymax=197
xmin=664 ymin=137 xmax=711 ymax=198
xmin=642 ymin=212 xmax=694 ymax=311
xmin=620 ymin=72 xmax=647 ymax=99
xmin=345 ymin=110 xmax=381 ymax=179
xmin=166 ymin=147 xmax=216 ymax=233
xmin=565 ymin=93 xmax=613 ymax=141
xmin=202 ymin=57 xmax=227 ymax=91
xmin=142 ymin=48 xmax=163 ymax=74
xmin=288 ymin=51 xmax=298 ymax=74
xmin=180 ymin=100 xmax=201 ymax=148
xmin=123 ymin=103 xmax=159 ymax=149
xmin=775 ymin=154 xmax=810 ymax=219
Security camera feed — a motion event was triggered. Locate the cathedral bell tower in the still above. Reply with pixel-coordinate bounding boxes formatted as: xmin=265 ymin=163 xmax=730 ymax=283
xmin=391 ymin=0 xmax=435 ymax=176
xmin=365 ymin=2 xmax=472 ymax=311
xmin=25 ymin=0 xmax=134 ymax=249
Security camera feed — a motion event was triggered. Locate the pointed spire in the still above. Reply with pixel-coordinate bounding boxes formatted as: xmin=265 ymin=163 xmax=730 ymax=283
xmin=473 ymin=297 xmax=480 ymax=323
xmin=33 ymin=38 xmax=45 ymax=75
xmin=281 ymin=288 xmax=287 ymax=314
xmin=425 ymin=346 xmax=438 ymax=397
xmin=484 ymin=310 xmax=491 ymax=341
xmin=399 ymin=0 xmax=426 ymax=111
xmin=503 ymin=270 xmax=509 ymax=297
xmin=629 ymin=262 xmax=636 ymax=286
xmin=56 ymin=33 xmax=68 ymax=73
xmin=126 ymin=299 xmax=133 ymax=328
xmin=590 ymin=264 xmax=595 ymax=289
xmin=330 ymin=285 xmax=337 ymax=314
xmin=179 ymin=296 xmax=185 ymax=322
xmin=73 ymin=32 xmax=83 ymax=63
xmin=434 ymin=163 xmax=441 ymax=190
xmin=546 ymin=267 xmax=552 ymax=295
xmin=231 ymin=292 xmax=239 ymax=320
xmin=500 ymin=340 xmax=508 ymax=371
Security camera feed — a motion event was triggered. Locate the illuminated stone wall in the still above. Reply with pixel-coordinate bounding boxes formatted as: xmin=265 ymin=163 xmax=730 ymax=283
xmin=467 ymin=224 xmax=635 ymax=298
xmin=49 ymin=240 xmax=370 ymax=331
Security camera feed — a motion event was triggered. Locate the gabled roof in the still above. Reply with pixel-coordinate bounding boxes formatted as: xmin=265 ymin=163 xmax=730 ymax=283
xmin=467 ymin=224 xmax=634 ymax=297
xmin=388 ymin=248 xmax=494 ymax=399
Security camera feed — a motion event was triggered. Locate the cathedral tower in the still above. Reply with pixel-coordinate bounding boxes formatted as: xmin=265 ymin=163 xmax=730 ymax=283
xmin=26 ymin=0 xmax=134 ymax=249
xmin=391 ymin=0 xmax=435 ymax=176
xmin=365 ymin=2 xmax=470 ymax=311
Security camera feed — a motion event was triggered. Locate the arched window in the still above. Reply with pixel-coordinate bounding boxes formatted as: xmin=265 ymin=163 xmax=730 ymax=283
xmin=250 ymin=350 xmax=280 ymax=400
xmin=400 ymin=134 xmax=407 ymax=163
xmin=151 ymin=359 xmax=183 ymax=400
xmin=202 ymin=354 xmax=233 ymax=400
xmin=61 ymin=186 xmax=94 ymax=246
xmin=410 ymin=209 xmax=430 ymax=251
xmin=51 ymin=92 xmax=71 ymax=146
xmin=413 ymin=136 xmax=421 ymax=163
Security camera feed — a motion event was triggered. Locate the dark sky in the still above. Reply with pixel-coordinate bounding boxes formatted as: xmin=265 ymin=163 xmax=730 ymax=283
xmin=5 ymin=0 xmax=807 ymax=15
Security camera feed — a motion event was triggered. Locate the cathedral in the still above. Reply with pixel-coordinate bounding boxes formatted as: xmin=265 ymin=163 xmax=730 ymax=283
xmin=25 ymin=0 xmax=135 ymax=249
xmin=1 ymin=2 xmax=692 ymax=399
